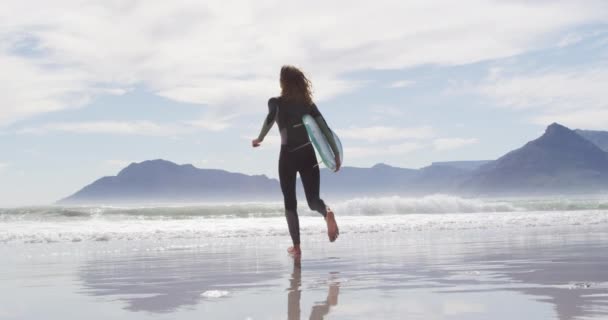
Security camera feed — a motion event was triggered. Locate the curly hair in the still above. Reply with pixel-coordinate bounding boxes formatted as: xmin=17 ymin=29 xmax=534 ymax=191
xmin=280 ymin=65 xmax=314 ymax=106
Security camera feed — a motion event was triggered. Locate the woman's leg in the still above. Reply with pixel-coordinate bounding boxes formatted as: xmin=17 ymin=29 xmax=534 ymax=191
xmin=279 ymin=149 xmax=300 ymax=247
xmin=299 ymin=164 xmax=327 ymax=217
xmin=299 ymin=150 xmax=339 ymax=242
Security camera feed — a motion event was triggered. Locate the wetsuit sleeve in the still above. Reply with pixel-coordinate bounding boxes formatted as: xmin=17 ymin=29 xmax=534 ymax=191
xmin=311 ymin=104 xmax=340 ymax=159
xmin=257 ymin=98 xmax=278 ymax=141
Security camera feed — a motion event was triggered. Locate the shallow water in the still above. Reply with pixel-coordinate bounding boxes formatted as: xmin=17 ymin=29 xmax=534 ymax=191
xmin=2 ymin=214 xmax=608 ymax=319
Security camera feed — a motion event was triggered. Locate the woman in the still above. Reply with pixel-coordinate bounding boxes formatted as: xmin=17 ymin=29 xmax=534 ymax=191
xmin=252 ymin=65 xmax=340 ymax=257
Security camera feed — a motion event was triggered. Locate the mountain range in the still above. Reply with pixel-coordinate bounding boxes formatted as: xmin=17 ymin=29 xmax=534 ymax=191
xmin=59 ymin=123 xmax=608 ymax=204
xmin=61 ymin=161 xmax=279 ymax=204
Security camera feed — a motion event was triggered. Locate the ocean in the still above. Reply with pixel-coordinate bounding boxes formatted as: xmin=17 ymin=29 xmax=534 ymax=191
xmin=1 ymin=195 xmax=608 ymax=319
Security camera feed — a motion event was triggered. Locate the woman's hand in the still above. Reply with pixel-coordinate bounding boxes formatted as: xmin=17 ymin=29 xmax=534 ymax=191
xmin=334 ymin=155 xmax=341 ymax=172
xmin=252 ymin=138 xmax=262 ymax=148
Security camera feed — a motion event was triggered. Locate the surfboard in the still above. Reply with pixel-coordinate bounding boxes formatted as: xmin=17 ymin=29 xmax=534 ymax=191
xmin=302 ymin=114 xmax=344 ymax=172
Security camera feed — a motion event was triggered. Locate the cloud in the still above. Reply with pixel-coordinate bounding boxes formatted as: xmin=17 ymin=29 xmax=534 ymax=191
xmin=16 ymin=113 xmax=246 ymax=136
xmin=338 ymin=126 xmax=434 ymax=142
xmin=473 ymin=66 xmax=608 ymax=129
xmin=1 ymin=1 xmax=607 ymax=125
xmin=0 ymin=53 xmax=119 ymax=126
xmin=371 ymin=105 xmax=405 ymax=117
xmin=369 ymin=105 xmax=406 ymax=121
xmin=388 ymin=80 xmax=415 ymax=88
xmin=476 ymin=68 xmax=608 ymax=111
xmin=557 ymin=29 xmax=607 ymax=48
xmin=185 ymin=113 xmax=241 ymax=132
xmin=346 ymin=142 xmax=423 ymax=159
xmin=18 ymin=121 xmax=186 ymax=136
xmin=433 ymin=138 xmax=479 ymax=151
xmin=0 ymin=162 xmax=8 ymax=172
xmin=187 ymin=119 xmax=231 ymax=132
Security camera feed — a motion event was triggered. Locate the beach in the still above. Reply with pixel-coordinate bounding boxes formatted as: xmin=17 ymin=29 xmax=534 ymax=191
xmin=1 ymin=196 xmax=608 ymax=319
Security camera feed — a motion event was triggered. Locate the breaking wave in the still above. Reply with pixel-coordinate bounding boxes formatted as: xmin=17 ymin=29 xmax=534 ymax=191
xmin=4 ymin=195 xmax=608 ymax=222
xmin=333 ymin=195 xmax=517 ymax=215
xmin=2 ymin=194 xmax=608 ymax=244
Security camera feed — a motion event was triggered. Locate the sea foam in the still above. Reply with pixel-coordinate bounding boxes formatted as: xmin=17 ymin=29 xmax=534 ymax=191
xmin=2 ymin=196 xmax=608 ymax=244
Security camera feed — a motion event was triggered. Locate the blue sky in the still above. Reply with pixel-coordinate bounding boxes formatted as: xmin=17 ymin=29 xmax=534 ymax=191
xmin=1 ymin=1 xmax=608 ymax=206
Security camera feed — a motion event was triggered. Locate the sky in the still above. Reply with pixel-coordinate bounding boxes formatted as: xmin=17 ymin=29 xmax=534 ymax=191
xmin=1 ymin=0 xmax=608 ymax=206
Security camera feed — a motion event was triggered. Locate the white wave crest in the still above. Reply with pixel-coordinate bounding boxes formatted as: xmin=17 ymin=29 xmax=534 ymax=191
xmin=334 ymin=195 xmax=518 ymax=215
xmin=201 ymin=290 xmax=229 ymax=298
xmin=2 ymin=209 xmax=608 ymax=245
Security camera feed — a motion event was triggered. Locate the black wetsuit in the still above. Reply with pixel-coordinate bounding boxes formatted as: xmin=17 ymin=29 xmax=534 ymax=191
xmin=257 ymin=97 xmax=339 ymax=246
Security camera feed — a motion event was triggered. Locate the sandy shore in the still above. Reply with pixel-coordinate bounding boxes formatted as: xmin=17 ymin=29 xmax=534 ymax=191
xmin=1 ymin=217 xmax=608 ymax=319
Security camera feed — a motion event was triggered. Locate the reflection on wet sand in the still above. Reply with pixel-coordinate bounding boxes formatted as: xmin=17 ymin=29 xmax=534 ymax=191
xmin=288 ymin=258 xmax=340 ymax=320
xmin=72 ymin=229 xmax=608 ymax=319
xmin=79 ymin=249 xmax=280 ymax=313
xmin=445 ymin=242 xmax=608 ymax=320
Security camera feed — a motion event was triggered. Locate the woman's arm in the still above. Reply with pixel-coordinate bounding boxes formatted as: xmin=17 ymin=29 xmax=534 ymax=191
xmin=254 ymin=98 xmax=278 ymax=146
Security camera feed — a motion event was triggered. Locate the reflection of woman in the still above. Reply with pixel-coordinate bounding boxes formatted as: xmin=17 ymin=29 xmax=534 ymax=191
xmin=288 ymin=258 xmax=340 ymax=320
xmin=252 ymin=65 xmax=340 ymax=257
xmin=288 ymin=259 xmax=302 ymax=320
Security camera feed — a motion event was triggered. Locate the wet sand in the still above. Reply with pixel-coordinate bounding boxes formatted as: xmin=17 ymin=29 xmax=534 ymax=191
xmin=1 ymin=222 xmax=608 ymax=319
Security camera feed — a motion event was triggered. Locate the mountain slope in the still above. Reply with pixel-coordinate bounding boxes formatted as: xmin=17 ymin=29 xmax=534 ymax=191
xmin=464 ymin=123 xmax=608 ymax=194
xmin=60 ymin=159 xmax=280 ymax=204
xmin=318 ymin=163 xmax=418 ymax=196
xmin=317 ymin=162 xmax=478 ymax=196
xmin=576 ymin=129 xmax=608 ymax=152
xmin=429 ymin=160 xmax=492 ymax=171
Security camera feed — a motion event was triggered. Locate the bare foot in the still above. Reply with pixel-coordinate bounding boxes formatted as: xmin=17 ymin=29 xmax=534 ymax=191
xmin=325 ymin=208 xmax=339 ymax=242
xmin=287 ymin=246 xmax=301 ymax=257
